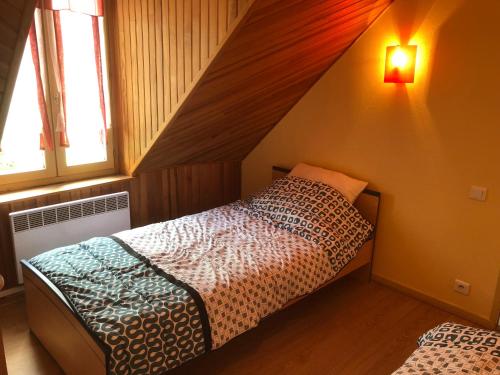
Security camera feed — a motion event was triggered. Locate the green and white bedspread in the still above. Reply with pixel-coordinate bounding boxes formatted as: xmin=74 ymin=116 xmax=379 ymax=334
xmin=29 ymin=236 xmax=211 ymax=375
xmin=28 ymin=176 xmax=374 ymax=375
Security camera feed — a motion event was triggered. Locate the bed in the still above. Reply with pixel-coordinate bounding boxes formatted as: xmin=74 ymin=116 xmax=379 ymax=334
xmin=21 ymin=165 xmax=380 ymax=375
xmin=393 ymin=322 xmax=499 ymax=374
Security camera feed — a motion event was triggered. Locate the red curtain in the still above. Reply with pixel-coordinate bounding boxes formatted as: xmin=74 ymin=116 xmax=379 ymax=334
xmin=92 ymin=16 xmax=107 ymax=144
xmin=52 ymin=11 xmax=70 ymax=147
xmin=33 ymin=0 xmax=107 ymax=148
xmin=29 ymin=21 xmax=53 ymax=151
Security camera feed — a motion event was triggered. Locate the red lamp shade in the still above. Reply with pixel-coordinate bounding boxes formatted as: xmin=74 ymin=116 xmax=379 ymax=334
xmin=384 ymin=45 xmax=417 ymax=83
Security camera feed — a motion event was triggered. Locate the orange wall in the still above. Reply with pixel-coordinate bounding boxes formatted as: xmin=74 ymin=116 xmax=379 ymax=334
xmin=242 ymin=0 xmax=500 ymax=324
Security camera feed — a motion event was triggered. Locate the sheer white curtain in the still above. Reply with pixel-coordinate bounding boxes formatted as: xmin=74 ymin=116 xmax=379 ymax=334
xmin=39 ymin=0 xmax=110 ymax=166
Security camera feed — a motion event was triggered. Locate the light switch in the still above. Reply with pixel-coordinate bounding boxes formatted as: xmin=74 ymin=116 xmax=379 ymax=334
xmin=469 ymin=186 xmax=487 ymax=201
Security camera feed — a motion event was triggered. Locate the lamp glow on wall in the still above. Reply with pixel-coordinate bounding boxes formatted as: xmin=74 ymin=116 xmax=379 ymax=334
xmin=384 ymin=45 xmax=417 ymax=83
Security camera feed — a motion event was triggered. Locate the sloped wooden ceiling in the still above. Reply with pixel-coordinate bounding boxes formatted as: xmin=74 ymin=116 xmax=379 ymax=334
xmin=109 ymin=0 xmax=392 ymax=175
xmin=0 ymin=0 xmax=34 ymax=141
xmin=107 ymin=0 xmax=252 ymax=175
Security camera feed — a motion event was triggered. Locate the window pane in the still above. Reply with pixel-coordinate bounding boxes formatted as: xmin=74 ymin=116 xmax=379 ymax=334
xmin=0 ymin=39 xmax=46 ymax=176
xmin=58 ymin=11 xmax=109 ymax=167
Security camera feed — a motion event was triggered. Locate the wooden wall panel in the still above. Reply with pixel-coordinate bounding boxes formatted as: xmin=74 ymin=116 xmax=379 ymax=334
xmin=130 ymin=160 xmax=240 ymax=227
xmin=134 ymin=0 xmax=392 ymax=172
xmin=0 ymin=161 xmax=241 ymax=290
xmin=107 ymin=0 xmax=250 ymax=174
xmin=0 ymin=0 xmax=35 ymax=141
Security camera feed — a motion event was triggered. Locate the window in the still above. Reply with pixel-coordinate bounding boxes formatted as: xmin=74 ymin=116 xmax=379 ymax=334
xmin=0 ymin=1 xmax=113 ymax=188
xmin=0 ymin=33 xmax=47 ymax=177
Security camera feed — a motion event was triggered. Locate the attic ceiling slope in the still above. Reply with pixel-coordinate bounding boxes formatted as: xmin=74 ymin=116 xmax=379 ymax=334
xmin=133 ymin=0 xmax=392 ymax=174
xmin=107 ymin=0 xmax=253 ymax=175
xmin=0 ymin=0 xmax=35 ymax=142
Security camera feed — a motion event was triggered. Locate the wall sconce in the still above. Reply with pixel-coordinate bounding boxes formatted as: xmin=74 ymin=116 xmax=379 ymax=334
xmin=384 ymin=45 xmax=417 ymax=83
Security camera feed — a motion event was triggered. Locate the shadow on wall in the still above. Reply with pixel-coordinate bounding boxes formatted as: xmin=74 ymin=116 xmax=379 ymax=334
xmin=426 ymin=0 xmax=500 ymax=163
xmin=422 ymin=0 xmax=500 ymax=324
xmin=308 ymin=1 xmax=441 ymax=159
xmin=427 ymin=1 xmax=490 ymax=116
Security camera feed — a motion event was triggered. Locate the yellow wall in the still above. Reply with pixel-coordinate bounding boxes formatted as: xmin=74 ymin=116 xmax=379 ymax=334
xmin=242 ymin=0 xmax=500 ymax=324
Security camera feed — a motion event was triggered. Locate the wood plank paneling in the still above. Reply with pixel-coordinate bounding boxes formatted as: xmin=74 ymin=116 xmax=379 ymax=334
xmin=0 ymin=0 xmax=35 ymax=143
xmin=0 ymin=161 xmax=241 ymax=290
xmin=133 ymin=0 xmax=392 ymax=172
xmin=106 ymin=0 xmax=251 ymax=174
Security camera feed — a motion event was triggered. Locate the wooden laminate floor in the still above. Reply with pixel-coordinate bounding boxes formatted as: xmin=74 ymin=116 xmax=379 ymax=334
xmin=0 ymin=276 xmax=473 ymax=375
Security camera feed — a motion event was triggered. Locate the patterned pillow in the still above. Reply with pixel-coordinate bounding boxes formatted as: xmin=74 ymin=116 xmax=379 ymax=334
xmin=418 ymin=322 xmax=500 ymax=357
xmin=238 ymin=176 xmax=374 ymax=273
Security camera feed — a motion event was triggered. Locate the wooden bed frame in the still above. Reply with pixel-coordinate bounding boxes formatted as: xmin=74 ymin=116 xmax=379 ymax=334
xmin=21 ymin=166 xmax=380 ymax=375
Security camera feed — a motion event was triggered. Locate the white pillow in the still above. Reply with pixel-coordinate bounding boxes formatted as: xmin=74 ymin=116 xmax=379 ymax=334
xmin=289 ymin=163 xmax=368 ymax=203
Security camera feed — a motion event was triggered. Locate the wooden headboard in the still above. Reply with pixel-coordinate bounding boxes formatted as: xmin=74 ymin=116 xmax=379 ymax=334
xmin=271 ymin=166 xmax=380 ymax=227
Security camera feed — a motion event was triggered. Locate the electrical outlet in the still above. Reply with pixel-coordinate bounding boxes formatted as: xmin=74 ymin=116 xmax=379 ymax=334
xmin=454 ymin=279 xmax=470 ymax=295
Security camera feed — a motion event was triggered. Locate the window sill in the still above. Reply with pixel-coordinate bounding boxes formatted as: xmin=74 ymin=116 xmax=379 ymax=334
xmin=0 ymin=175 xmax=133 ymax=204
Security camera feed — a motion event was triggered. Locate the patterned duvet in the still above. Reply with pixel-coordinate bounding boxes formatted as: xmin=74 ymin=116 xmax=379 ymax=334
xmin=394 ymin=323 xmax=500 ymax=374
xmin=28 ymin=176 xmax=373 ymax=374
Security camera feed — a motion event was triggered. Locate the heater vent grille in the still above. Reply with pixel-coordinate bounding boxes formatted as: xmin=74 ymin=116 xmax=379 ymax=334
xmin=13 ymin=215 xmax=29 ymax=233
xmin=10 ymin=192 xmax=130 ymax=233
